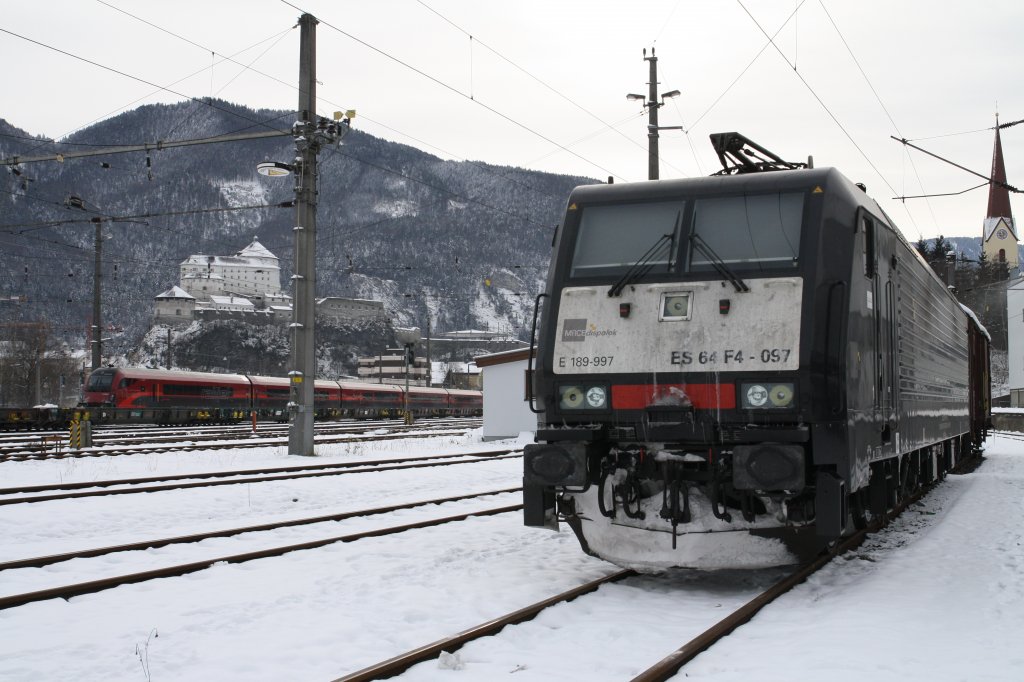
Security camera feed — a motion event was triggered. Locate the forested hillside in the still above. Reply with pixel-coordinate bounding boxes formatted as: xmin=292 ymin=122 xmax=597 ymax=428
xmin=1 ymin=100 xmax=593 ymax=354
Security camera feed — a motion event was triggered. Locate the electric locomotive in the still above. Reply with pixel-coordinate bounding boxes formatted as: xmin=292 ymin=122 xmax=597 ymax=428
xmin=524 ymin=133 xmax=989 ymax=569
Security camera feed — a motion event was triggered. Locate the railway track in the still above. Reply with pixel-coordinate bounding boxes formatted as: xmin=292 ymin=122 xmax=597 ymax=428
xmin=0 ymin=499 xmax=522 ymax=611
xmin=0 ymin=417 xmax=480 ymax=453
xmin=84 ymin=418 xmax=480 ymax=447
xmin=0 ymin=415 xmax=477 ymax=443
xmin=0 ymin=449 xmax=521 ymax=505
xmin=337 ymin=451 xmax=985 ymax=681
xmin=0 ymin=420 xmax=481 ymax=462
xmin=0 ymin=487 xmax=521 ymax=573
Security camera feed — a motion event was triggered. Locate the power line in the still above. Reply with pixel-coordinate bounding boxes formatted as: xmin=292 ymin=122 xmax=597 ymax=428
xmin=0 ymin=201 xmax=294 ymax=232
xmin=814 ymin=0 xmax=931 ymax=237
xmin=162 ymin=27 xmax=295 ymax=139
xmin=415 ymin=0 xmax=657 ymax=169
xmin=9 ymin=4 xmax=576 ymax=205
xmin=734 ymin=2 xmax=902 ymax=201
xmin=907 ymin=118 xmax=1023 ymax=142
xmin=9 ymin=17 xmax=297 ymax=158
xmin=2 ymin=127 xmax=290 ymax=167
xmin=688 ymin=1 xmax=807 ymax=131
xmin=281 ymin=0 xmax=627 ymax=182
xmin=0 ymin=27 xmax=292 ymax=143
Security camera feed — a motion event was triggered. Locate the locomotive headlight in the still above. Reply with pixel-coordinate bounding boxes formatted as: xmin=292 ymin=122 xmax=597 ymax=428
xmin=660 ymin=292 xmax=692 ymax=320
xmin=559 ymin=385 xmax=585 ymax=409
xmin=740 ymin=382 xmax=796 ymax=409
xmin=559 ymin=384 xmax=607 ymax=410
xmin=744 ymin=384 xmax=769 ymax=408
xmin=769 ymin=383 xmax=795 ymax=407
xmin=585 ymin=386 xmax=607 ymax=409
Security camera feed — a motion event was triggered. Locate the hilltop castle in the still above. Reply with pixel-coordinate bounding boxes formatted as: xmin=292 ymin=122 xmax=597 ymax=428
xmin=153 ymin=238 xmax=384 ymax=325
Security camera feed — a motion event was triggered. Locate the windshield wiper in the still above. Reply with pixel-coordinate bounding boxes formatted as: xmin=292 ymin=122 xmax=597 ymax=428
xmin=607 ymin=231 xmax=673 ymax=297
xmin=689 ymin=234 xmax=750 ymax=293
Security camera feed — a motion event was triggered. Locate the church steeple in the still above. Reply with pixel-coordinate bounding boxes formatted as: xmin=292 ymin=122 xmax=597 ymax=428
xmin=982 ymin=116 xmax=1018 ymax=270
xmin=987 ymin=117 xmax=1014 ymax=228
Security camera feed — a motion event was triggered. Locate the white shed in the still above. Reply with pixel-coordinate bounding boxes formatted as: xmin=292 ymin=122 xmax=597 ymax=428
xmin=475 ymin=347 xmax=537 ymax=441
xmin=1007 ymin=277 xmax=1024 ymax=405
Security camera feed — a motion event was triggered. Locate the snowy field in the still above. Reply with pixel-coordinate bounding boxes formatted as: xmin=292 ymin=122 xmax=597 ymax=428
xmin=1 ymin=428 xmax=1023 ymax=680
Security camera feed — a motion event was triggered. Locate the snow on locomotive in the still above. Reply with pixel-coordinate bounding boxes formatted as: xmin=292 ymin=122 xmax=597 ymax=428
xmin=524 ymin=133 xmax=990 ymax=570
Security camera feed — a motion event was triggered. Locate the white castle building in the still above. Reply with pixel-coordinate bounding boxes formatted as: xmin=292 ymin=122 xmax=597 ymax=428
xmin=179 ymin=238 xmax=291 ymax=308
xmin=154 ymin=238 xmax=384 ymax=325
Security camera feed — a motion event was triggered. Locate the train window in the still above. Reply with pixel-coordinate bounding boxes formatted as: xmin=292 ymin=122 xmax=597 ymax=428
xmin=863 ymin=216 xmax=876 ymax=278
xmin=163 ymin=384 xmax=233 ymax=397
xmin=569 ymin=200 xmax=686 ymax=278
xmin=690 ymin=192 xmax=802 ymax=271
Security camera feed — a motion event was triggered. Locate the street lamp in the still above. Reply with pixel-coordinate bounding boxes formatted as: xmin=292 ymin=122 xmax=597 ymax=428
xmin=626 ymin=47 xmax=681 ymax=180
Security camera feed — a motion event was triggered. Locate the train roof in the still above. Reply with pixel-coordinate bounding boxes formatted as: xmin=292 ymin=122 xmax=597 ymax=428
xmin=93 ymin=367 xmax=251 ymax=384
xmin=566 ymin=167 xmax=851 ymax=202
xmin=248 ymin=376 xmax=338 ymax=389
xmin=336 ymin=380 xmax=403 ymax=393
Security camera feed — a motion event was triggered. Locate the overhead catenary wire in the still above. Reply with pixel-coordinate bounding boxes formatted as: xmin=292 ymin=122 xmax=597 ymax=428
xmin=688 ymin=1 xmax=807 ymax=131
xmin=813 ymin=0 xmax=932 ymax=238
xmin=0 ymin=27 xmax=293 ymax=144
xmin=9 ymin=29 xmax=296 ymax=159
xmin=414 ymin=0 xmax=667 ymax=173
xmin=906 ymin=118 xmax=1023 ymax=142
xmin=734 ymin=1 xmax=917 ymax=237
xmin=280 ymin=0 xmax=627 ymax=183
xmin=161 ymin=25 xmax=296 ymax=139
xmin=16 ymin=4 xmax=564 ymax=203
xmin=0 ymin=201 xmax=295 ymax=232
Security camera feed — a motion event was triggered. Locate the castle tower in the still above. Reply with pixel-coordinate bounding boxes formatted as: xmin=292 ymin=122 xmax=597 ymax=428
xmin=981 ymin=117 xmax=1018 ymax=271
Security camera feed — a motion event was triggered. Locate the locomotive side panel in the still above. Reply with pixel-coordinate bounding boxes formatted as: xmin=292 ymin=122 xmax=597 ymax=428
xmin=893 ymin=247 xmax=970 ymax=450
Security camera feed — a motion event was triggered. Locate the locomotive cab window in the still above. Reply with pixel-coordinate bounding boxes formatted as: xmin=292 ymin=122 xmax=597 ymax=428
xmin=86 ymin=371 xmax=115 ymax=392
xmin=863 ymin=215 xmax=877 ymax=278
xmin=689 ymin=192 xmax=803 ymax=271
xmin=569 ymin=200 xmax=686 ymax=278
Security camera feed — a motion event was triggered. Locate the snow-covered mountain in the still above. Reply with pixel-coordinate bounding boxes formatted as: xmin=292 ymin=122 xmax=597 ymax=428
xmin=0 ymin=101 xmax=593 ymax=352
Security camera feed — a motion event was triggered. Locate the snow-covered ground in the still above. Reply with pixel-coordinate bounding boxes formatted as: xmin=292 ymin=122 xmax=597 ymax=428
xmin=1 ymin=429 xmax=1022 ymax=680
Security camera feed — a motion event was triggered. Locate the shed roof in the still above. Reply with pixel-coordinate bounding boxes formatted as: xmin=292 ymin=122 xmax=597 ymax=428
xmin=475 ymin=346 xmax=533 ymax=367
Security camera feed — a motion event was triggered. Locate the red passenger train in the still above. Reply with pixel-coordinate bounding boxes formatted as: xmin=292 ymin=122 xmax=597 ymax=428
xmin=80 ymin=367 xmax=481 ymax=424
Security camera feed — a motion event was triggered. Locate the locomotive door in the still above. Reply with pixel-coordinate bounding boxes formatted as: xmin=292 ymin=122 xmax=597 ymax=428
xmin=864 ymin=212 xmax=898 ymax=443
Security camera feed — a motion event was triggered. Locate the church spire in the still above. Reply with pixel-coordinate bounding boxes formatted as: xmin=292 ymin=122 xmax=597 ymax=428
xmin=981 ymin=115 xmax=1018 ymax=271
xmin=987 ymin=116 xmax=1013 ymax=223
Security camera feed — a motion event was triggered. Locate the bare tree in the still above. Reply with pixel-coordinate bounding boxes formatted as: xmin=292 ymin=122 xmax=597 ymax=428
xmin=0 ymin=321 xmax=81 ymax=406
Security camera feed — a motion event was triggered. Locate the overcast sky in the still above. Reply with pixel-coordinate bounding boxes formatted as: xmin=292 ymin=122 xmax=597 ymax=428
xmin=3 ymin=0 xmax=1021 ymax=241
